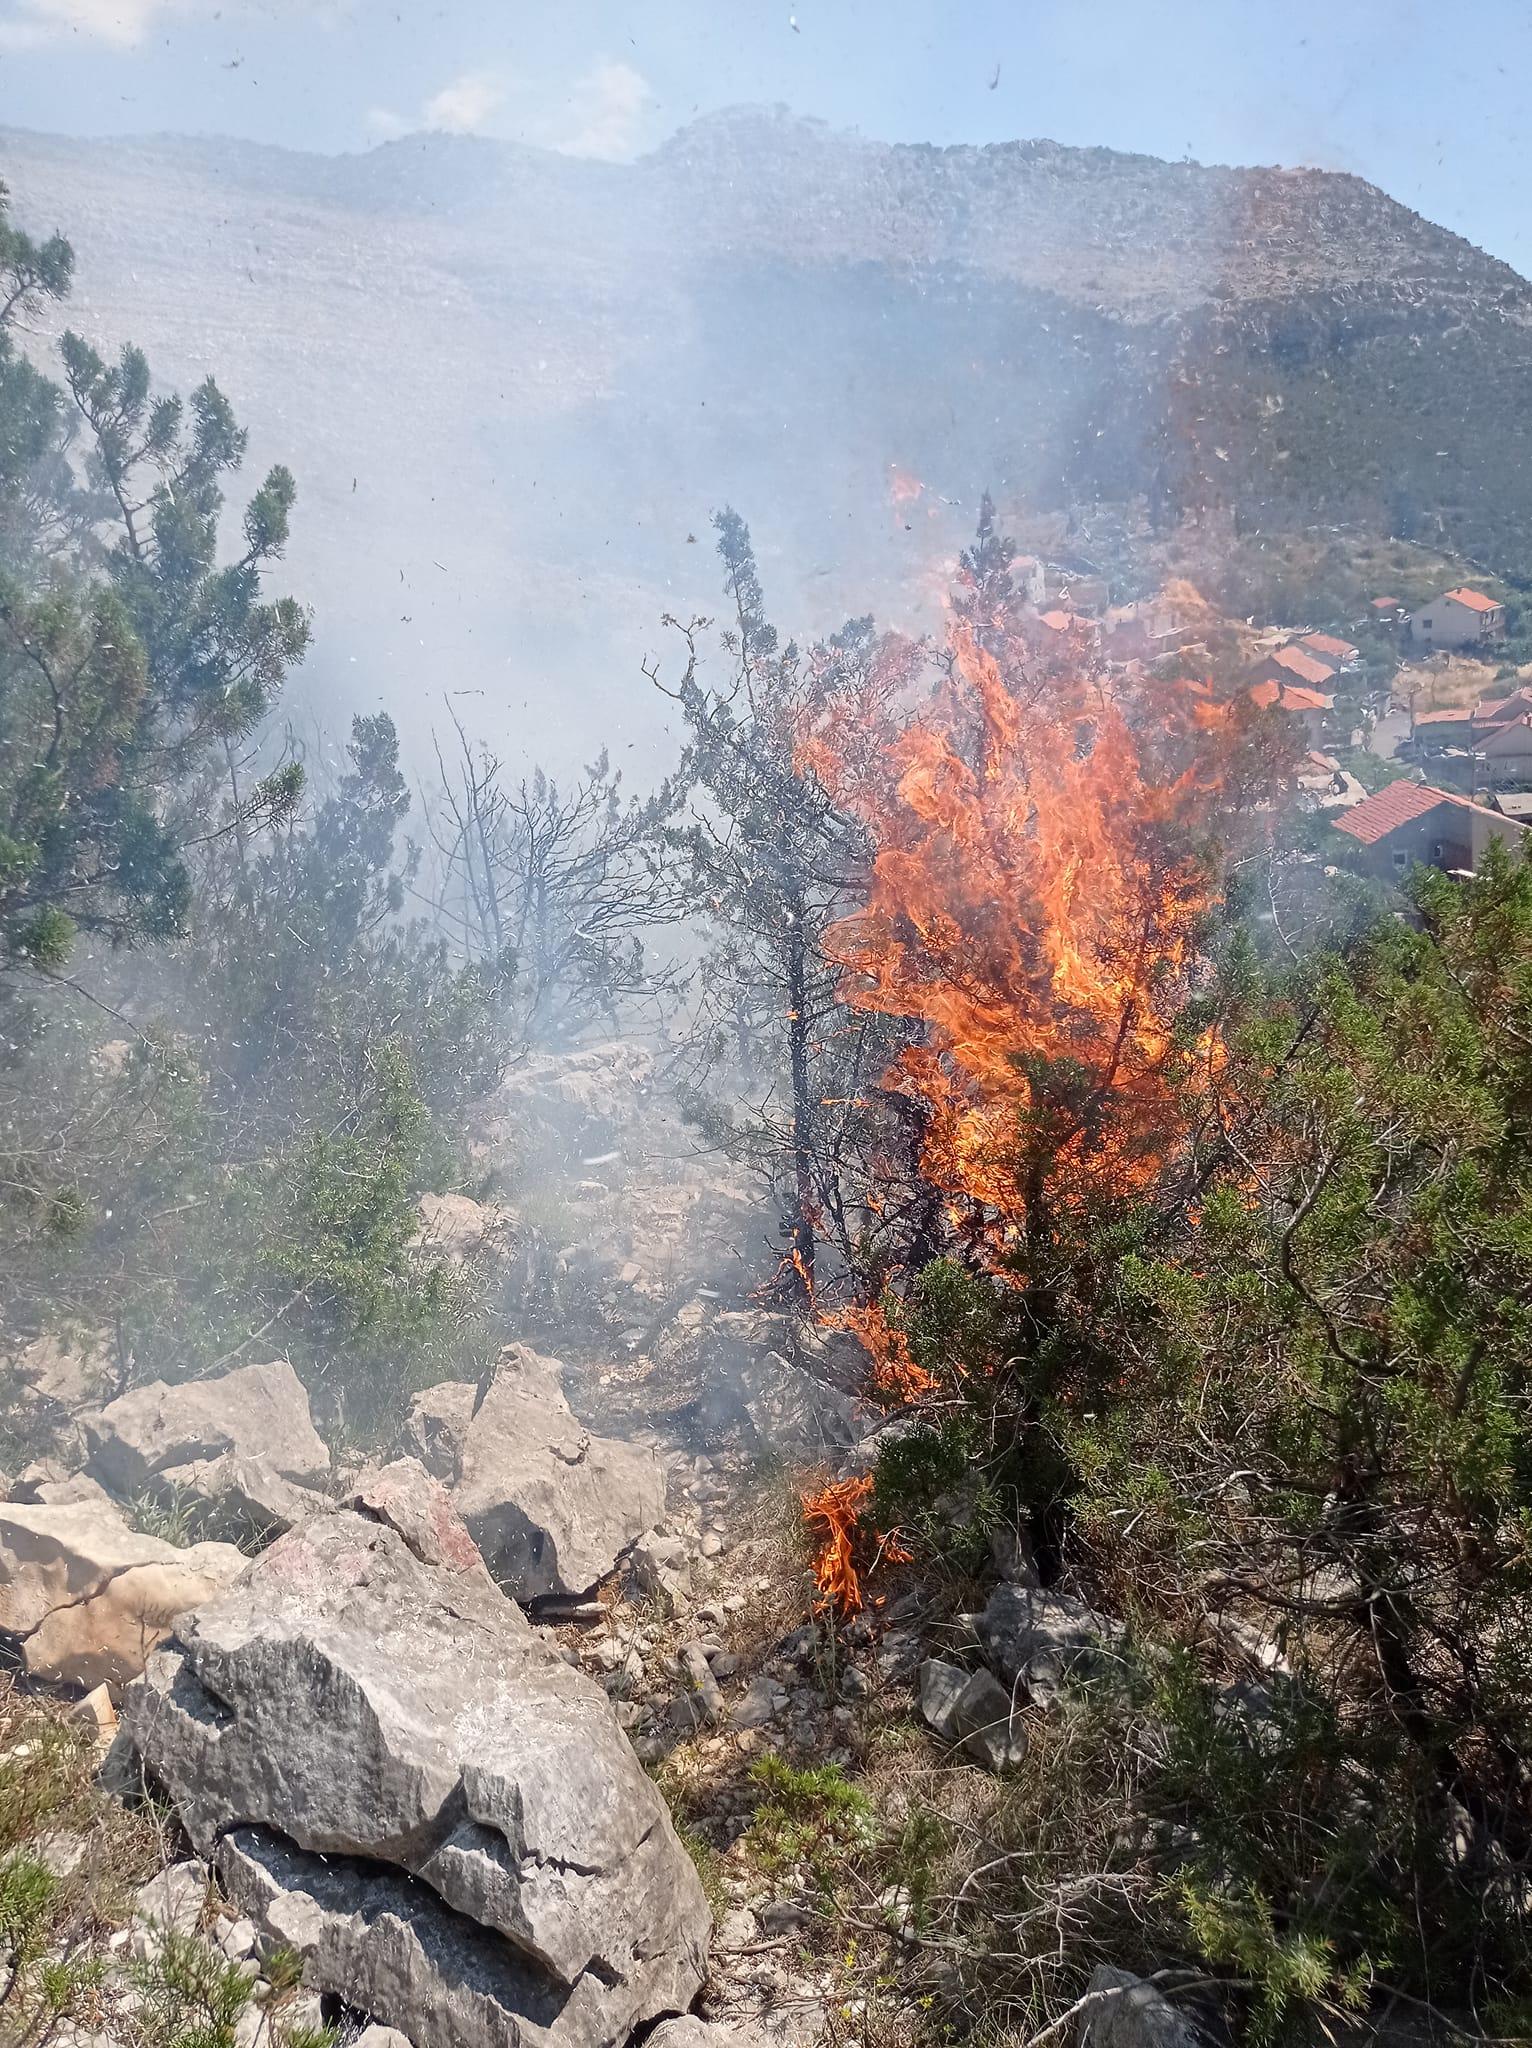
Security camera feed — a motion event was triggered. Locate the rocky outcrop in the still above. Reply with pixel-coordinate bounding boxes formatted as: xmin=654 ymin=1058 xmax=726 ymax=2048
xmin=979 ymin=1584 xmax=1127 ymax=1706
xmin=343 ymin=1457 xmax=493 ymax=1582
xmin=0 ymin=1498 xmax=246 ymax=1690
xmin=81 ymin=1360 xmax=331 ymax=1546
xmin=123 ymin=1507 xmax=709 ymax=2048
xmin=406 ymin=1349 xmax=665 ymax=1600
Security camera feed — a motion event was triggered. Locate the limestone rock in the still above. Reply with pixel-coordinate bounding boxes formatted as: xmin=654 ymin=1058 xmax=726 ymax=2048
xmin=0 ymin=1498 xmax=246 ymax=1691
xmin=917 ymin=1659 xmax=971 ymax=1741
xmin=451 ymin=1347 xmax=665 ymax=1600
xmin=344 ymin=1457 xmax=491 ymax=1581
xmin=412 ymin=1192 xmax=508 ymax=1264
xmin=124 ymin=1508 xmax=708 ymax=2048
xmin=979 ymin=1584 xmax=1126 ymax=1705
xmin=83 ymin=1361 xmax=330 ymax=1513
xmin=1079 ymin=1967 xmax=1205 ymax=2046
xmin=919 ymin=1659 xmax=1026 ymax=1769
xmin=400 ymin=1381 xmax=479 ymax=1484
xmin=648 ymin=2020 xmax=774 ymax=2048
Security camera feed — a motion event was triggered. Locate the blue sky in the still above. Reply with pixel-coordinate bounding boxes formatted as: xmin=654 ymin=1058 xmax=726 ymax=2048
xmin=1 ymin=0 xmax=1529 ymax=272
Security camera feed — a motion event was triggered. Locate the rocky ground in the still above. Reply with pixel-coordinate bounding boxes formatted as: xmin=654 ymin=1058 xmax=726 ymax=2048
xmin=0 ymin=1042 xmax=1167 ymax=2048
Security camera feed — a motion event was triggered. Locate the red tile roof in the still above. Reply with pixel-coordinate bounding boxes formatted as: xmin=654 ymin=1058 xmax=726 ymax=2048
xmin=1300 ymin=632 xmax=1359 ymax=664
xmin=1371 ymin=596 xmax=1401 ymax=610
xmin=1251 ymin=678 xmax=1332 ymax=715
xmin=1442 ymin=587 xmax=1501 ymax=613
xmin=1268 ymin=644 xmax=1338 ymax=689
xmin=1414 ymin=706 xmax=1476 ymax=724
xmin=1037 ymin=609 xmax=1074 ymax=631
xmin=1332 ymin=780 xmax=1451 ymax=845
xmin=1332 ymin=779 xmax=1525 ymax=847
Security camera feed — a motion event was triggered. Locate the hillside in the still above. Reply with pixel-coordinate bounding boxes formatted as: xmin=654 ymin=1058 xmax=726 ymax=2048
xmin=4 ymin=108 xmax=1530 ymax=768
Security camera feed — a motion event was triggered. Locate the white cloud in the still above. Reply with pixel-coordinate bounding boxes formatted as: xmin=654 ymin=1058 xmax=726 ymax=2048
xmin=421 ymin=68 xmax=506 ymax=135
xmin=0 ymin=0 xmax=349 ymax=50
xmin=553 ymin=58 xmax=650 ymax=161
xmin=367 ymin=57 xmax=652 ymax=162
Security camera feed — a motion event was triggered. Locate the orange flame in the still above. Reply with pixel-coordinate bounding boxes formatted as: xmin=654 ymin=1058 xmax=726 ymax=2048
xmin=801 ymin=1471 xmax=912 ymax=1615
xmin=799 ymin=622 xmax=1248 ymax=1246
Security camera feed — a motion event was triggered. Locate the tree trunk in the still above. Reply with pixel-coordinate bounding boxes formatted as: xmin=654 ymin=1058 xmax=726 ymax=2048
xmin=785 ymin=900 xmax=816 ymax=1305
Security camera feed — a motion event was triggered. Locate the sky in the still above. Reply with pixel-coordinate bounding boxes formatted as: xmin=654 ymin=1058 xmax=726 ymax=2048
xmin=0 ymin=0 xmax=1530 ymax=272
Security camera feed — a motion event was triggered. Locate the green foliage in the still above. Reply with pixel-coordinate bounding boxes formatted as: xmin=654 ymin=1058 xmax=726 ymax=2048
xmin=745 ymin=1755 xmax=877 ymax=1880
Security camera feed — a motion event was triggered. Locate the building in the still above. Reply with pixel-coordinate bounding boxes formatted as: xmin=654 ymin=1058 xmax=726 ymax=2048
xmin=1410 ymin=685 xmax=1532 ymax=792
xmin=1249 ymin=675 xmax=1333 ymax=745
xmin=1331 ymin=779 xmax=1526 ymax=879
xmin=1298 ymin=631 xmax=1360 ymax=671
xmin=1408 ymin=587 xmax=1507 ymax=651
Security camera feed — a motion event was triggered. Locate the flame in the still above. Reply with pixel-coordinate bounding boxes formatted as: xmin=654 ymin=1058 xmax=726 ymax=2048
xmin=801 ymin=1471 xmax=911 ymax=1615
xmin=799 ymin=621 xmax=1246 ymax=1247
xmin=823 ymin=1300 xmax=937 ymax=1401
xmin=888 ymin=464 xmax=926 ymax=508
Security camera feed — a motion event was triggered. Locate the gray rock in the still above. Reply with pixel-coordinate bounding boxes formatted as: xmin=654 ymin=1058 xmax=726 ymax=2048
xmin=988 ymin=1521 xmax=1040 ymax=1588
xmin=452 ymin=1347 xmax=665 ymax=1600
xmin=919 ymin=1661 xmax=1026 ymax=1769
xmin=954 ymin=1670 xmax=1028 ymax=1772
xmin=84 ymin=1360 xmax=330 ymax=1500
xmin=124 ymin=1508 xmax=707 ymax=2048
xmin=918 ymin=1659 xmax=970 ymax=1740
xmin=399 ymin=1381 xmax=479 ymax=1484
xmin=732 ymin=1675 xmax=788 ymax=1729
xmin=133 ymin=1860 xmax=208 ymax=1938
xmin=648 ymin=2017 xmax=773 ymax=2048
xmin=344 ymin=1458 xmax=492 ymax=1582
xmin=683 ymin=1349 xmax=864 ymax=1461
xmin=218 ymin=1916 xmax=260 ymax=1962
xmin=675 ymin=1643 xmax=724 ymax=1727
xmin=352 ymin=2029 xmax=415 ymax=2048
xmin=979 ymin=1584 xmax=1126 ymax=1705
xmin=1079 ymin=1966 xmax=1204 ymax=2046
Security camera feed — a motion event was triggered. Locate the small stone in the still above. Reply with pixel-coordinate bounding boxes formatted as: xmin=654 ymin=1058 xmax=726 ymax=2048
xmin=675 ymin=1642 xmax=724 ymax=1726
xmin=732 ymin=1675 xmax=787 ymax=1729
xmin=707 ymin=1650 xmax=741 ymax=1681
xmin=841 ymin=1665 xmax=872 ymax=1698
xmin=757 ymin=1899 xmax=813 ymax=1934
xmin=133 ymin=1861 xmax=207 ymax=1938
xmin=918 ymin=1658 xmax=971 ymax=1741
xmin=218 ymin=1916 xmax=259 ymax=1962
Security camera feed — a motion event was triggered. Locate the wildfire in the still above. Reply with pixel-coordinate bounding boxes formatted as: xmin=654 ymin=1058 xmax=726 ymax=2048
xmin=799 ymin=621 xmax=1245 ymax=1245
xmin=801 ymin=1471 xmax=911 ymax=1615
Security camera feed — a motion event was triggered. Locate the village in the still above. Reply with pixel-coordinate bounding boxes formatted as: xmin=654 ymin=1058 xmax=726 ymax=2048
xmin=1005 ymin=552 xmax=1531 ymax=883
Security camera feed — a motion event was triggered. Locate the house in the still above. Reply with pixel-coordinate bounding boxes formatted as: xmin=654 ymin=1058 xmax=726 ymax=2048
xmin=1258 ymin=644 xmax=1340 ymax=693
xmin=1371 ymin=596 xmax=1402 ymax=613
xmin=1298 ymin=632 xmax=1360 ymax=671
xmin=1249 ymin=675 xmax=1333 ymax=745
xmin=1331 ymin=779 xmax=1526 ymax=879
xmin=1411 ymin=686 xmax=1532 ymax=789
xmin=1408 ymin=587 xmax=1507 ymax=651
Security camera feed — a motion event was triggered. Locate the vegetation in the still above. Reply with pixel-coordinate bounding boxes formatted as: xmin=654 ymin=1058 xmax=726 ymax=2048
xmin=7 ymin=162 xmax=1532 ymax=2048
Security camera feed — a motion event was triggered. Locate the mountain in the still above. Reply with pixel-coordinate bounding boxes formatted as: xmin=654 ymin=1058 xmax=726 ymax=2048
xmin=4 ymin=108 xmax=1530 ymax=770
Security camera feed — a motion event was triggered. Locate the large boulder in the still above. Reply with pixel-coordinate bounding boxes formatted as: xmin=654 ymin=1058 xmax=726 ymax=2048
xmin=82 ymin=1360 xmax=331 ymax=1545
xmin=0 ymin=1498 xmax=246 ymax=1691
xmin=123 ymin=1507 xmax=708 ymax=2048
xmin=408 ymin=1349 xmax=666 ymax=1600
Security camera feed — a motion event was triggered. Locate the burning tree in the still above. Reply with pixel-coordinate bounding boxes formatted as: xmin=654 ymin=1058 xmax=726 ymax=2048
xmin=797 ymin=514 xmax=1532 ymax=2027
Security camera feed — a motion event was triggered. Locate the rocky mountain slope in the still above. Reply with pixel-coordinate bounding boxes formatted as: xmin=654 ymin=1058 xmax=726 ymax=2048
xmin=4 ymin=110 xmax=1529 ymax=770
